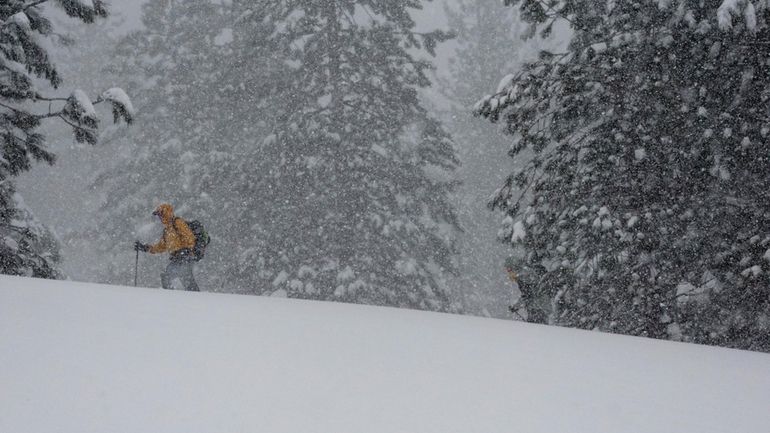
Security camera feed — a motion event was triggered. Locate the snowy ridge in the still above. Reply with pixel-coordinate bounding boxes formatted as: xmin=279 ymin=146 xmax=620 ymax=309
xmin=1 ymin=275 xmax=769 ymax=433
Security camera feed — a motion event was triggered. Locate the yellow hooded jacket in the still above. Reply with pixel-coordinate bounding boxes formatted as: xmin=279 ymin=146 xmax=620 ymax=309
xmin=149 ymin=203 xmax=196 ymax=255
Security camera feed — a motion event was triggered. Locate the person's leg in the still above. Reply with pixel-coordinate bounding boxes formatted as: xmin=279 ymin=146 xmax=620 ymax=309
xmin=160 ymin=262 xmax=172 ymax=289
xmin=183 ymin=261 xmax=200 ymax=292
xmin=162 ymin=260 xmax=185 ymax=290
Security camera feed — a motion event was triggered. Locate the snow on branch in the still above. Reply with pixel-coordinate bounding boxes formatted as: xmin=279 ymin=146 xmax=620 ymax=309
xmin=68 ymin=89 xmax=97 ymax=120
xmin=10 ymin=12 xmax=31 ymax=31
xmin=54 ymin=0 xmax=108 ymax=23
xmin=98 ymin=87 xmax=135 ymax=124
xmin=53 ymin=87 xmax=133 ymax=144
xmin=61 ymin=89 xmax=99 ymax=144
xmin=717 ymin=0 xmax=757 ymax=33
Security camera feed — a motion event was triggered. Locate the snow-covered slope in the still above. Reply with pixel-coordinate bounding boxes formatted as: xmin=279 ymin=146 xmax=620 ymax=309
xmin=1 ymin=275 xmax=768 ymax=433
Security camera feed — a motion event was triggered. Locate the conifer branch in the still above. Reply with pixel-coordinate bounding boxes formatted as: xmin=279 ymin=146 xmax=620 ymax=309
xmin=23 ymin=0 xmax=50 ymax=11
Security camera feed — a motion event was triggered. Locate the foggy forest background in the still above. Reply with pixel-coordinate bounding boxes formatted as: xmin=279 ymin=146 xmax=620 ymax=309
xmin=3 ymin=0 xmax=769 ymax=353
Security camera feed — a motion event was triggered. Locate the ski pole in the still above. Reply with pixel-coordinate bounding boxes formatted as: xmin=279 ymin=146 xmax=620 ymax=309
xmin=134 ymin=249 xmax=139 ymax=287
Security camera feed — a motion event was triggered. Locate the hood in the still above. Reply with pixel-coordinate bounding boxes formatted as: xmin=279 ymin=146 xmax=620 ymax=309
xmin=154 ymin=203 xmax=175 ymax=226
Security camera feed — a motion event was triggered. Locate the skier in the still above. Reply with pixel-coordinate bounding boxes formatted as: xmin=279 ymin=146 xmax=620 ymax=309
xmin=506 ymin=257 xmax=549 ymax=323
xmin=134 ymin=203 xmax=200 ymax=291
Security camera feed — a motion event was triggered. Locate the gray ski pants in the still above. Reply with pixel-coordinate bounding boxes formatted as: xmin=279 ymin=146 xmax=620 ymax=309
xmin=161 ymin=258 xmax=200 ymax=292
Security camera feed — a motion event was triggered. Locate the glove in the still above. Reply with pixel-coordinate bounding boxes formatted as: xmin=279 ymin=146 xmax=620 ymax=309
xmin=134 ymin=241 xmax=149 ymax=252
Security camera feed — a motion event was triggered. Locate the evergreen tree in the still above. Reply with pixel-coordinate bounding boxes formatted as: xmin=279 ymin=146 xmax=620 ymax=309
xmin=91 ymin=0 xmax=266 ymax=290
xmin=93 ymin=0 xmax=459 ymax=312
xmin=477 ymin=0 xmax=770 ymax=351
xmin=0 ymin=0 xmax=131 ymax=279
xmin=18 ymin=11 xmax=130 ymax=281
xmin=229 ymin=0 xmax=461 ymax=311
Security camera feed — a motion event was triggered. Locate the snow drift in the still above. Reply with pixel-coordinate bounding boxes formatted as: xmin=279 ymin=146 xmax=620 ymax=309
xmin=1 ymin=275 xmax=769 ymax=433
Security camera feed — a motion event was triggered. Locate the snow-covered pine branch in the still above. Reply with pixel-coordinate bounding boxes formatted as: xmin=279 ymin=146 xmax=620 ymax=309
xmin=66 ymin=89 xmax=97 ymax=122
xmin=54 ymin=0 xmax=108 ymax=23
xmin=9 ymin=12 xmax=31 ymax=30
xmin=58 ymin=88 xmax=134 ymax=144
xmin=717 ymin=0 xmax=757 ymax=33
xmin=98 ymin=87 xmax=135 ymax=124
xmin=0 ymin=0 xmax=122 ymax=279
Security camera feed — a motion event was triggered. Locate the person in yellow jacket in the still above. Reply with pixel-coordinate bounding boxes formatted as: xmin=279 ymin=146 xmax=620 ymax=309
xmin=134 ymin=203 xmax=199 ymax=291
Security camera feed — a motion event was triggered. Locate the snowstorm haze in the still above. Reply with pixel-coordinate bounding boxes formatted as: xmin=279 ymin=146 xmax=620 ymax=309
xmin=17 ymin=1 xmax=147 ymax=283
xmin=17 ymin=0 xmax=566 ymax=317
xmin=7 ymin=0 xmax=770 ymax=352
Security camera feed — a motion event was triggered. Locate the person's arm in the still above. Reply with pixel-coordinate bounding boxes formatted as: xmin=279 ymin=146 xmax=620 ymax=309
xmin=148 ymin=232 xmax=168 ymax=254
